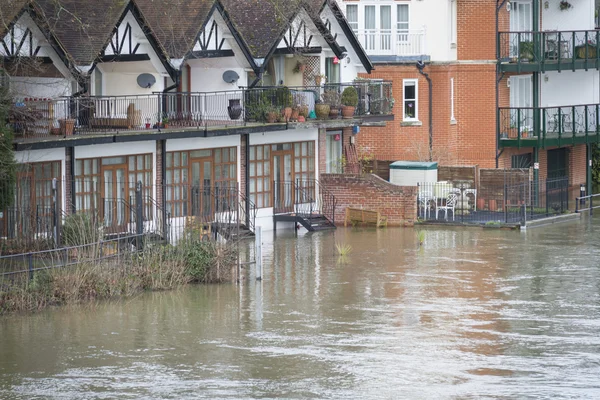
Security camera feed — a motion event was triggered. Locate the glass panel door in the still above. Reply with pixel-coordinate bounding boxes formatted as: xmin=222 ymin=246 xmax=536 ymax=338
xmin=510 ymin=1 xmax=533 ymax=57
xmin=102 ymin=166 xmax=128 ymax=233
xmin=191 ymin=160 xmax=213 ymax=218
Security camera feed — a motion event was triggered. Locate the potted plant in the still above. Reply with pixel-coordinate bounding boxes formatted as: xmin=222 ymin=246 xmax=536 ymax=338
xmin=298 ymin=104 xmax=309 ymax=119
xmin=145 ymin=118 xmax=151 ymax=129
xmin=291 ymin=107 xmax=300 ymax=121
xmin=314 ymin=73 xmax=326 ymax=86
xmin=58 ymin=118 xmax=75 ymax=135
xmin=266 ymin=106 xmax=279 ymax=123
xmin=522 ymin=126 xmax=529 ymax=138
xmin=162 ymin=116 xmax=169 ymax=129
xmin=519 ymin=41 xmax=534 ymax=62
xmin=314 ymin=99 xmax=330 ymax=120
xmin=276 ymin=86 xmax=293 ymax=121
xmin=559 ymin=0 xmax=572 ymax=10
xmin=227 ymin=98 xmax=242 ymax=120
xmin=293 ymin=60 xmax=305 ymax=74
xmin=322 ymin=90 xmax=341 ymax=118
xmin=341 ymin=86 xmax=358 ymax=119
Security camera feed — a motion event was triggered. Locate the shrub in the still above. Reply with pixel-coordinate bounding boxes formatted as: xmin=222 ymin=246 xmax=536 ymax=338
xmin=341 ymin=86 xmax=358 ymax=107
xmin=61 ymin=213 xmax=101 ymax=247
xmin=322 ymin=90 xmax=341 ymax=108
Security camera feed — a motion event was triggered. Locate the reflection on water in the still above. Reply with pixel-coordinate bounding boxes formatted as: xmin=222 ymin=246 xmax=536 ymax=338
xmin=2 ymin=218 xmax=600 ymax=399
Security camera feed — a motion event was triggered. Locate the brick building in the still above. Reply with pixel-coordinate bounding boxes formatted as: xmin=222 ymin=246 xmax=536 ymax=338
xmin=337 ymin=0 xmax=599 ymax=196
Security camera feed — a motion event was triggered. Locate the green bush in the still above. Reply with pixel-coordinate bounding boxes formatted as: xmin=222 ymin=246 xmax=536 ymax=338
xmin=275 ymin=86 xmax=293 ymax=108
xmin=341 ymin=86 xmax=358 ymax=107
xmin=61 ymin=213 xmax=101 ymax=246
xmin=184 ymin=241 xmax=215 ymax=281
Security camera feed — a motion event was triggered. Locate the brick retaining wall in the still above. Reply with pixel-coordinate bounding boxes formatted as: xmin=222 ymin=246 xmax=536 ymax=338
xmin=321 ymin=173 xmax=417 ymax=226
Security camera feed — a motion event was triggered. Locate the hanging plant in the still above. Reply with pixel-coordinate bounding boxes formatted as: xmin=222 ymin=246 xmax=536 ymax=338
xmin=559 ymin=0 xmax=573 ymax=10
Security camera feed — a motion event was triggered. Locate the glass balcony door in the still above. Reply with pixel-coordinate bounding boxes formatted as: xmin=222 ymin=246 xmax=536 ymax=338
xmin=510 ymin=1 xmax=533 ymax=58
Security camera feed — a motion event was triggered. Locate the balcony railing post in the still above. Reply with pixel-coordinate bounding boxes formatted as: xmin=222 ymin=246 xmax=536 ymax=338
xmin=572 ymin=106 xmax=576 ymax=140
xmin=585 ymin=105 xmax=589 ymax=142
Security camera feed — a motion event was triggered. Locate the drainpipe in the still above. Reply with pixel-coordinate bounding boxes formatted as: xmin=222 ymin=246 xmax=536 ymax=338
xmin=416 ymin=61 xmax=433 ymax=162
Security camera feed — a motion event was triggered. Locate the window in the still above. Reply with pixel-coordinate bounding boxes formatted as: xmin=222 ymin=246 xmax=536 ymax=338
xmin=346 ymin=4 xmax=358 ymax=32
xmin=75 ymin=158 xmax=100 ymax=213
xmin=397 ymin=4 xmax=409 ymax=42
xmin=165 ymin=148 xmax=237 ymax=217
xmin=450 ymin=78 xmax=455 ymax=122
xmin=511 ymin=153 xmax=532 ymax=169
xmin=325 ymin=57 xmax=340 ymax=84
xmin=249 ymin=141 xmax=315 ymax=208
xmin=403 ymin=79 xmax=418 ymax=121
xmin=326 ymin=131 xmax=343 ymax=173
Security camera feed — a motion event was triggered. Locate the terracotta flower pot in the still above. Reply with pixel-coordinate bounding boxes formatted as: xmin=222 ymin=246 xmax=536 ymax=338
xmin=329 ymin=108 xmax=340 ymax=119
xmin=58 ymin=119 xmax=75 ymax=136
xmin=315 ymin=104 xmax=330 ymax=120
xmin=341 ymin=106 xmax=356 ymax=119
xmin=283 ymin=107 xmax=292 ymax=121
xmin=266 ymin=112 xmax=278 ymax=123
xmin=297 ymin=115 xmax=305 ymax=122
xmin=291 ymin=108 xmax=299 ymax=121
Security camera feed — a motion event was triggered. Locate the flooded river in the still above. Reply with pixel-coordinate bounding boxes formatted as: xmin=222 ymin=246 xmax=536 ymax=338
xmin=2 ymin=219 xmax=600 ymax=399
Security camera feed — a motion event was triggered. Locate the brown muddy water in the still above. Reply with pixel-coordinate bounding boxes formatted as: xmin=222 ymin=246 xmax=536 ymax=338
xmin=1 ymin=218 xmax=600 ymax=399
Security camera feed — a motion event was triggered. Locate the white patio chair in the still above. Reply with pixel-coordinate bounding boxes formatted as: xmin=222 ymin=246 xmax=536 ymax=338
xmin=418 ymin=190 xmax=434 ymax=218
xmin=436 ymin=192 xmax=458 ymax=221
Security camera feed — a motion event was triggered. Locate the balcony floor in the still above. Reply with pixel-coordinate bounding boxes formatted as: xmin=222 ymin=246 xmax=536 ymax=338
xmin=499 ymin=59 xmax=600 ymax=73
xmin=500 ymin=131 xmax=600 ymax=148
xmin=13 ymin=116 xmax=392 ymax=150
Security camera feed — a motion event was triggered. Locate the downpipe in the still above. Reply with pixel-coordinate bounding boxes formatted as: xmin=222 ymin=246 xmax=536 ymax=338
xmin=416 ymin=61 xmax=433 ymax=162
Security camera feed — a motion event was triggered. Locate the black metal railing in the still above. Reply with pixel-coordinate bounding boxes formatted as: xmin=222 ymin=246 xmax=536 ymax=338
xmin=499 ymin=104 xmax=600 ymax=144
xmin=9 ymin=82 xmax=393 ymax=140
xmin=0 ymin=179 xmax=255 ymax=254
xmin=417 ymin=176 xmax=570 ymax=225
xmin=498 ymin=30 xmax=600 ymax=67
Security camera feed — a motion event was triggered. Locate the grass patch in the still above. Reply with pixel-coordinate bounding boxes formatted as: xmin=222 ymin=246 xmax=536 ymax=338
xmin=0 ymin=236 xmax=237 ymax=315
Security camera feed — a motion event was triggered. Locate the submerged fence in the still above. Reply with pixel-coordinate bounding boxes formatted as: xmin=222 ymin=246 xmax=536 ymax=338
xmin=417 ymin=177 xmax=570 ymax=225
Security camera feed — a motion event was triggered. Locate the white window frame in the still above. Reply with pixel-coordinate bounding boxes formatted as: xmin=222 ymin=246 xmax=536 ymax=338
xmin=397 ymin=3 xmax=410 ymax=42
xmin=403 ymin=79 xmax=418 ymax=121
xmin=450 ymin=78 xmax=455 ymax=122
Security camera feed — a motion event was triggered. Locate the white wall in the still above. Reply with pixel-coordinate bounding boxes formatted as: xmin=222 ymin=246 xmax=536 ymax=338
xmin=334 ymin=0 xmax=457 ymax=62
xmin=188 ymin=58 xmax=247 ymax=92
xmin=98 ymin=61 xmax=165 ymax=96
xmin=541 ymin=70 xmax=599 ymax=106
xmin=542 ymin=0 xmax=595 ymax=31
xmin=9 ymin=77 xmax=71 ymax=99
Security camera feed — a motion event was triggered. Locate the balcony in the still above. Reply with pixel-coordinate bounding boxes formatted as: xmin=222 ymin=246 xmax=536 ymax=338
xmin=498 ymin=30 xmax=600 ymax=72
xmin=8 ymin=82 xmax=393 ymax=145
xmin=354 ymin=29 xmax=427 ymax=61
xmin=498 ymin=104 xmax=600 ymax=148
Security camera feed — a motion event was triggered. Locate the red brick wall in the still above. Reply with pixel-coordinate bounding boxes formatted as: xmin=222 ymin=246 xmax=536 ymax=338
xmin=320 ymin=173 xmax=417 ymax=226
xmin=357 ymin=62 xmax=497 ymax=168
xmin=457 ymin=0 xmax=498 ymax=61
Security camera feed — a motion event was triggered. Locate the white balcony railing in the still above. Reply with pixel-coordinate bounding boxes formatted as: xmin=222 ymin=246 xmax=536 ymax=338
xmin=355 ymin=28 xmax=427 ymax=57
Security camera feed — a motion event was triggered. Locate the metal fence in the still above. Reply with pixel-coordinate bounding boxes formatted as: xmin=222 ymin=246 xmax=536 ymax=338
xmin=0 ymin=234 xmax=143 ymax=288
xmin=0 ymin=179 xmax=256 ymax=254
xmin=417 ymin=177 xmax=570 ymax=225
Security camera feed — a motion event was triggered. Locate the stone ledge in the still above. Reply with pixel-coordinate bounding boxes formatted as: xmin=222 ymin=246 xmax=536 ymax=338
xmin=521 ymin=212 xmax=581 ymax=230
